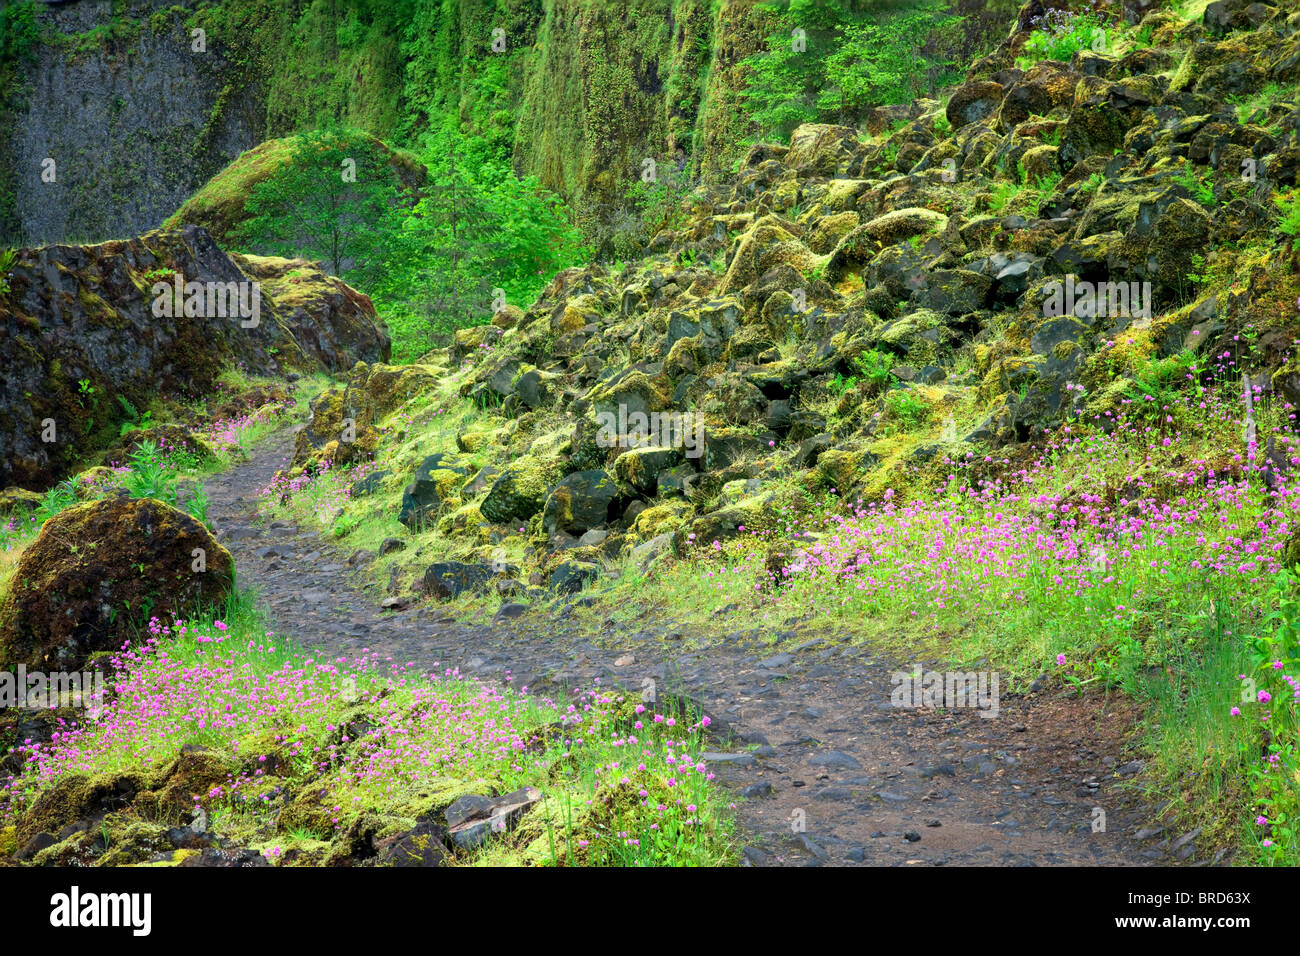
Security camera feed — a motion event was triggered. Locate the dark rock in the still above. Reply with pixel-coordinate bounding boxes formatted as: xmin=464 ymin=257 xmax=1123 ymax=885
xmin=542 ymin=470 xmax=618 ymax=535
xmin=399 ymin=455 xmax=471 ymax=530
xmin=349 ymin=469 xmax=390 ymax=497
xmin=444 ymin=786 xmax=543 ymax=851
xmin=374 ymin=819 xmax=449 ymax=867
xmin=422 ymin=562 xmax=494 ymax=601
xmin=808 ymin=750 xmax=862 ymax=771
xmin=549 ymin=561 xmax=598 ymax=595
xmin=947 ymin=80 xmax=1005 ymax=128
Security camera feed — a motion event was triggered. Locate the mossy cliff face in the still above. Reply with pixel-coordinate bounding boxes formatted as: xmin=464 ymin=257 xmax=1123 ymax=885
xmin=0 ymin=224 xmax=389 ymax=489
xmin=296 ymin=0 xmax=1300 ymax=593
xmin=509 ymin=0 xmax=769 ymax=238
xmin=2 ymin=0 xmax=770 ymax=246
xmin=1 ymin=0 xmax=262 ymax=246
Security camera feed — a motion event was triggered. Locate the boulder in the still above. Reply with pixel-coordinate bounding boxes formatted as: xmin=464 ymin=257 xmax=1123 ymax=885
xmin=422 ymin=562 xmax=495 ymax=601
xmin=541 ymin=470 xmax=618 ymax=536
xmin=444 ymin=787 xmax=543 ymax=851
xmin=399 ymin=455 xmax=471 ymax=530
xmin=0 ymin=226 xmax=389 ymax=489
xmin=946 ymin=81 xmax=1005 ymax=128
xmin=549 ymin=561 xmax=598 ymax=595
xmin=0 ymin=498 xmax=234 ymax=671
xmin=614 ymin=447 xmax=685 ymax=494
xmin=786 ymin=124 xmax=860 ymax=176
xmin=480 ymin=459 xmax=558 ymax=524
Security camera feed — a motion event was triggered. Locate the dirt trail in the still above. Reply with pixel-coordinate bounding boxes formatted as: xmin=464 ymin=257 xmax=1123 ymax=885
xmin=204 ymin=430 xmax=1187 ymax=866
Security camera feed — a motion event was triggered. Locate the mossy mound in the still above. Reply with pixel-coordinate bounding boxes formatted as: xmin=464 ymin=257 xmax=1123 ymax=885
xmin=0 ymin=497 xmax=234 ymax=671
xmin=166 ymin=135 xmax=425 ymax=245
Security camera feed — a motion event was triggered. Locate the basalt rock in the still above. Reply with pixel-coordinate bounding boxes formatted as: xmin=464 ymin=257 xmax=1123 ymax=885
xmin=0 ymin=497 xmax=234 ymax=671
xmin=0 ymin=225 xmax=388 ymax=490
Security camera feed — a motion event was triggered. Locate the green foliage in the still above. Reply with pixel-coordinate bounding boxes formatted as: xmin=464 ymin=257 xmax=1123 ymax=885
xmin=1229 ymin=83 xmax=1288 ymax=124
xmin=116 ymin=395 xmax=152 ymax=437
xmin=35 ymin=482 xmax=78 ymax=524
xmin=740 ymin=0 xmax=966 ymax=140
xmin=883 ymin=387 xmax=929 ymax=430
xmin=625 ymin=167 xmax=692 ymax=243
xmin=187 ymin=482 xmax=210 ymax=528
xmin=227 ymin=121 xmax=585 ymax=362
xmin=368 ymin=126 xmax=588 ymax=360
xmin=1175 ymin=162 xmax=1216 ymax=207
xmin=988 ymin=179 xmax=1026 ymax=214
xmin=819 ymin=7 xmax=964 ymax=120
xmin=1019 ymin=11 xmax=1111 ymax=65
xmin=1031 ymin=171 xmax=1062 ymax=208
xmin=1078 ymin=172 xmax=1105 ymax=195
xmin=1123 ymin=350 xmax=1198 ymax=421
xmin=1129 ymin=21 xmax=1156 ymax=49
xmin=0 ymin=1 xmax=40 ymax=67
xmin=123 ymin=441 xmax=179 ymax=506
xmin=236 ymin=126 xmax=399 ymax=277
xmin=0 ymin=248 xmax=15 ymax=297
xmin=855 ymin=348 xmax=894 ymax=394
xmin=831 ymin=349 xmax=894 ymax=397
xmin=1277 ymin=193 xmax=1300 ymax=252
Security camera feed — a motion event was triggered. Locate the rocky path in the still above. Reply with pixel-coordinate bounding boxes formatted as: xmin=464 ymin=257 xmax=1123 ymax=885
xmin=204 ymin=431 xmax=1196 ymax=867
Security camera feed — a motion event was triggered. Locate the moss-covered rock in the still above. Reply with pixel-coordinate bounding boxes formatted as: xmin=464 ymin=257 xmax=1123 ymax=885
xmin=1 ymin=226 xmax=388 ymax=490
xmin=541 ymin=470 xmax=619 ymax=536
xmin=0 ymin=497 xmax=234 ymax=671
xmin=480 ymin=458 xmax=561 ymax=525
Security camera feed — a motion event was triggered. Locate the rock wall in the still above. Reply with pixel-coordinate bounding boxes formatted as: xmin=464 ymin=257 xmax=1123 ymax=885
xmin=1 ymin=0 xmax=262 ymax=246
xmin=0 ymin=0 xmax=772 ymax=248
xmin=0 ymin=224 xmax=390 ymax=489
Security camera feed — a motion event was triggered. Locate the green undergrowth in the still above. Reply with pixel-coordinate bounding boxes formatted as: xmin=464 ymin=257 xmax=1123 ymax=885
xmin=1 ymin=371 xmax=333 ymax=592
xmin=0 ymin=590 xmax=737 ymax=867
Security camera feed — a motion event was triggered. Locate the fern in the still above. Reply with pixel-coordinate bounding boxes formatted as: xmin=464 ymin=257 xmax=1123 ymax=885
xmin=1277 ymin=194 xmax=1300 ymax=252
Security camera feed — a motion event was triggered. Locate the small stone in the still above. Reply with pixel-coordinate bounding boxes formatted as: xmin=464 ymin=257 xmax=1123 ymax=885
xmin=741 ymin=846 xmax=771 ymax=866
xmin=701 ymin=752 xmax=757 ymax=768
xmin=808 ymin=750 xmax=862 ymax=770
xmin=903 ymin=831 xmax=921 ymax=843
xmin=614 ymin=654 xmax=635 ymax=667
